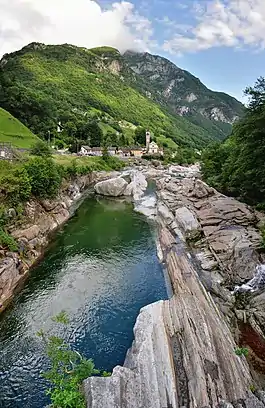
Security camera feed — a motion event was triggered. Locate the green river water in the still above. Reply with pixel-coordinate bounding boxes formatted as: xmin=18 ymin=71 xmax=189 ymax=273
xmin=0 ymin=194 xmax=167 ymax=408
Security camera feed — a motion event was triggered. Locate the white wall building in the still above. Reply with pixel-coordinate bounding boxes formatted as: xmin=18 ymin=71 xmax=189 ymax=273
xmin=148 ymin=141 xmax=159 ymax=155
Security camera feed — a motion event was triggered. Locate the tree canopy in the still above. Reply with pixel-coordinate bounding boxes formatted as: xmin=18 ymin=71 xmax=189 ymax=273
xmin=201 ymin=77 xmax=265 ymax=208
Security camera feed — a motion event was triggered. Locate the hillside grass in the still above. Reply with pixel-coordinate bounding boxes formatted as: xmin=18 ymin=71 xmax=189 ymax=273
xmin=0 ymin=108 xmax=39 ymax=148
xmin=54 ymin=154 xmax=124 ymax=172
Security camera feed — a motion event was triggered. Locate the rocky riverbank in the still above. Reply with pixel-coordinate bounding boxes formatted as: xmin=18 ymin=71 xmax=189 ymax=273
xmin=85 ymin=164 xmax=265 ymax=407
xmin=0 ymin=171 xmax=118 ymax=313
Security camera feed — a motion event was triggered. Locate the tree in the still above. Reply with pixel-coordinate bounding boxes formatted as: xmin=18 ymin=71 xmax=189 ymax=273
xmin=202 ymin=77 xmax=265 ymax=207
xmin=135 ymin=127 xmax=146 ymax=146
xmin=30 ymin=140 xmax=52 ymax=157
xmin=82 ymin=121 xmax=103 ymax=147
xmin=102 ymin=146 xmax=110 ymax=162
xmin=245 ymin=76 xmax=265 ymax=111
xmin=104 ymin=131 xmax=117 ymax=147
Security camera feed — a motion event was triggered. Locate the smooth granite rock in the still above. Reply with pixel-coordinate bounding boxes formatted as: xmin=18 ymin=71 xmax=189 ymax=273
xmin=94 ymin=177 xmax=128 ymax=197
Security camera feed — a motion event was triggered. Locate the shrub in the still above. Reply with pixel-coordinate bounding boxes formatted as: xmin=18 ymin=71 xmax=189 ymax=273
xmin=142 ymin=154 xmax=164 ymax=161
xmin=37 ymin=312 xmax=110 ymax=408
xmin=235 ymin=347 xmax=249 ymax=357
xmin=0 ymin=205 xmax=8 ymax=229
xmin=25 ymin=157 xmax=62 ymax=198
xmin=0 ymin=229 xmax=18 ymax=251
xmin=103 ymin=155 xmax=125 ymax=171
xmin=0 ymin=166 xmax=31 ymax=205
xmin=30 ymin=140 xmax=52 ymax=157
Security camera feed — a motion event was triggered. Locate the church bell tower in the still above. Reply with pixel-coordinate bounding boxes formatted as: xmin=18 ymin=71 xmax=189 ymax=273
xmin=146 ymin=130 xmax=151 ymax=153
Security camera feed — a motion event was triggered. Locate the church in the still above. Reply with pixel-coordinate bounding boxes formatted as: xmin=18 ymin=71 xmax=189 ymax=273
xmin=145 ymin=130 xmax=163 ymax=156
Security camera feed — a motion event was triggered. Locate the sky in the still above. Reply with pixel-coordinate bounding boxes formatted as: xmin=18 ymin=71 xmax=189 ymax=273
xmin=0 ymin=0 xmax=265 ymax=102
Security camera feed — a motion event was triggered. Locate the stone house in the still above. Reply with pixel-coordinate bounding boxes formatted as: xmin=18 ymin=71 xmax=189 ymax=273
xmin=91 ymin=147 xmax=102 ymax=156
xmin=130 ymin=147 xmax=144 ymax=158
xmin=80 ymin=146 xmax=92 ymax=156
xmin=107 ymin=147 xmax=117 ymax=156
xmin=147 ymin=141 xmax=164 ymax=156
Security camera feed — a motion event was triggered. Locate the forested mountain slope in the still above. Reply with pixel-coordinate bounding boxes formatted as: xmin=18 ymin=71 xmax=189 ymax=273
xmin=0 ymin=43 xmax=244 ymax=149
xmin=124 ymin=51 xmax=245 ymax=140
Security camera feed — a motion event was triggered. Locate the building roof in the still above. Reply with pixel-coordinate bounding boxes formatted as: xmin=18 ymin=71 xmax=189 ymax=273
xmin=130 ymin=146 xmax=144 ymax=151
xmin=92 ymin=147 xmax=102 ymax=151
xmin=81 ymin=145 xmax=91 ymax=150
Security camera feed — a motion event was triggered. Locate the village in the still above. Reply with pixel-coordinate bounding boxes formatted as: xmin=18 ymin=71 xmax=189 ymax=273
xmin=79 ymin=130 xmax=164 ymax=158
xmin=0 ymin=131 xmax=164 ymax=161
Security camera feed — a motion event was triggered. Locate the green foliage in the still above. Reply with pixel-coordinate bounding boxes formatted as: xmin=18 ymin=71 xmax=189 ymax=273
xmin=201 ymin=142 xmax=230 ymax=189
xmin=171 ymin=147 xmax=196 ymax=165
xmin=85 ymin=121 xmax=103 ymax=147
xmin=135 ymin=127 xmax=146 ymax=146
xmin=250 ymin=384 xmax=256 ymax=393
xmin=156 ymin=135 xmax=178 ymax=151
xmin=38 ymin=312 xmax=110 ymax=408
xmin=25 ymin=157 xmax=62 ymax=198
xmin=0 ymin=166 xmax=31 ymax=205
xmin=0 ymin=229 xmax=18 ymax=251
xmin=142 ymin=154 xmax=164 ymax=161
xmin=201 ymin=77 xmax=265 ymax=207
xmin=235 ymin=347 xmax=249 ymax=357
xmin=30 ymin=140 xmax=52 ymax=157
xmin=102 ymin=145 xmax=110 ymax=161
xmin=55 ymin=155 xmax=125 ymax=174
xmin=102 ymin=155 xmax=125 ymax=171
xmin=0 ymin=107 xmax=39 ymax=148
xmin=0 ymin=205 xmax=8 ymax=228
xmin=52 ymin=310 xmax=70 ymax=325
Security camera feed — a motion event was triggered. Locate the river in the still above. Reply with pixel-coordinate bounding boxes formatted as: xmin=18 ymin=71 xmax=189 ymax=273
xmin=0 ymin=194 xmax=167 ymax=408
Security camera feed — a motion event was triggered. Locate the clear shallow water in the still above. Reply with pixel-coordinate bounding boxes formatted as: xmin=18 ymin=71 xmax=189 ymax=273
xmin=0 ymin=195 xmax=167 ymax=408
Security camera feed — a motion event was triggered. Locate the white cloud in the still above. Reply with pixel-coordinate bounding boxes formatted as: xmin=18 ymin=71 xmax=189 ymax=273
xmin=163 ymin=0 xmax=265 ymax=54
xmin=0 ymin=0 xmax=154 ymax=57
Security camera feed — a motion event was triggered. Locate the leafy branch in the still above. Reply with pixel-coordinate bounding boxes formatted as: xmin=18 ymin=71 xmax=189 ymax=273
xmin=37 ymin=311 xmax=110 ymax=408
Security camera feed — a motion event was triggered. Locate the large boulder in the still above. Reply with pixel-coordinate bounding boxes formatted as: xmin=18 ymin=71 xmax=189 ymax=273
xmin=124 ymin=171 xmax=148 ymax=201
xmin=0 ymin=257 xmax=22 ymax=310
xmin=94 ymin=178 xmax=128 ymax=197
xmin=12 ymin=225 xmax=40 ymax=241
xmin=175 ymin=206 xmax=201 ymax=239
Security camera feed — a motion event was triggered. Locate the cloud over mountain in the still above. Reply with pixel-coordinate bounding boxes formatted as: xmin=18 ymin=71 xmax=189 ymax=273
xmin=0 ymin=0 xmax=154 ymax=57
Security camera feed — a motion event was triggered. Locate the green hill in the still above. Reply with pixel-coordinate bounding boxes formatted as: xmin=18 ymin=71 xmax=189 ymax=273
xmin=0 ymin=42 xmax=229 ymax=149
xmin=0 ymin=107 xmax=39 ymax=148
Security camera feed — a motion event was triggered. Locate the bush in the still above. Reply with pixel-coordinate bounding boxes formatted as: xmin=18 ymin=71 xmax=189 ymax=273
xmin=25 ymin=157 xmax=62 ymax=198
xmin=103 ymin=155 xmax=125 ymax=171
xmin=0 ymin=229 xmax=18 ymax=251
xmin=0 ymin=167 xmax=31 ymax=206
xmin=235 ymin=347 xmax=249 ymax=357
xmin=30 ymin=140 xmax=52 ymax=157
xmin=38 ymin=312 xmax=110 ymax=408
xmin=142 ymin=154 xmax=164 ymax=161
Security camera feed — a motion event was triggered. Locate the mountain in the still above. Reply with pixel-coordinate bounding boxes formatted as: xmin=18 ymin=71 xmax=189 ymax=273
xmin=0 ymin=43 xmax=244 ymax=149
xmin=124 ymin=51 xmax=245 ymax=141
xmin=0 ymin=107 xmax=39 ymax=148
